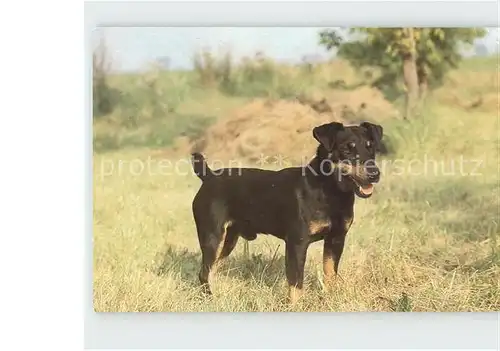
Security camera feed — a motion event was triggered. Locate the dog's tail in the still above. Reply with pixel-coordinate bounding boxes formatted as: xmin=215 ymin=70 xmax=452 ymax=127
xmin=191 ymin=152 xmax=215 ymax=182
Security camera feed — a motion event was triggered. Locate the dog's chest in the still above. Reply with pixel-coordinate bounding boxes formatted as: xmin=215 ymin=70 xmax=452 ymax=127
xmin=308 ymin=216 xmax=332 ymax=235
xmin=305 ymin=204 xmax=333 ymax=235
xmin=297 ymin=186 xmax=353 ymax=236
xmin=297 ymin=191 xmax=332 ymax=235
xmin=307 ymin=212 xmax=353 ymax=236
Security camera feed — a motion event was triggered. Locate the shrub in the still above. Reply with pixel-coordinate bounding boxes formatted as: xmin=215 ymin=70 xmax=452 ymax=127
xmin=92 ymin=37 xmax=120 ymax=118
xmin=193 ymin=50 xmax=310 ymax=99
xmin=116 ymin=64 xmax=191 ymax=128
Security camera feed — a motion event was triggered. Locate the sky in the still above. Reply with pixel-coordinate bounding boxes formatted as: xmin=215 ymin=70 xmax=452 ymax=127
xmin=94 ymin=27 xmax=500 ymax=72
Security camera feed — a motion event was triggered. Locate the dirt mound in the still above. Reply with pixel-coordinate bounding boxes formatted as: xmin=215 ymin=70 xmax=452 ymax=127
xmin=177 ymin=87 xmax=398 ymax=165
xmin=191 ymin=99 xmax=340 ymax=165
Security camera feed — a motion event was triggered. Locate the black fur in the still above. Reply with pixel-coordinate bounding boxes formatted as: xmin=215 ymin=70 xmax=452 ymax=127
xmin=190 ymin=122 xmax=384 ymax=301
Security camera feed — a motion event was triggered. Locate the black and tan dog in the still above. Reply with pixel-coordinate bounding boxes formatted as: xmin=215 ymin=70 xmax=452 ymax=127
xmin=190 ymin=121 xmax=383 ymax=303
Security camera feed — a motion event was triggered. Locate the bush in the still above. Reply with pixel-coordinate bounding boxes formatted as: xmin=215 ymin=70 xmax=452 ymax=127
xmin=193 ymin=50 xmax=311 ymax=99
xmin=93 ymin=112 xmax=215 ymax=153
xmin=93 ymin=62 xmax=199 ymax=153
xmin=193 ymin=50 xmax=232 ymax=88
xmin=113 ymin=64 xmax=191 ymax=128
xmin=92 ymin=38 xmax=120 ymax=118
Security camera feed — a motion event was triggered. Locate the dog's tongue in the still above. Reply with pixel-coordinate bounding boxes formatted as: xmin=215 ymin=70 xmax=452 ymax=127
xmin=359 ymin=184 xmax=374 ymax=196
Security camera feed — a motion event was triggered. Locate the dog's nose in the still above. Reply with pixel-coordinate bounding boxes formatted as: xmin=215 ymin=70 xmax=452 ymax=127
xmin=367 ymin=168 xmax=380 ymax=182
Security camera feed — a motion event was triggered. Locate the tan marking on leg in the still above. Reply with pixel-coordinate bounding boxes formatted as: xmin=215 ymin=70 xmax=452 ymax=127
xmin=323 ymin=254 xmax=334 ymax=280
xmin=215 ymin=221 xmax=231 ymax=262
xmin=288 ymin=284 xmax=303 ymax=304
xmin=308 ymin=219 xmax=331 ymax=235
xmin=323 ymin=247 xmax=336 ymax=290
xmin=209 ymin=221 xmax=231 ymax=281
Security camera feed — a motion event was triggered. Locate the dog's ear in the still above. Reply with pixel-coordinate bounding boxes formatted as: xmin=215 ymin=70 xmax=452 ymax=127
xmin=313 ymin=122 xmax=344 ymax=151
xmin=361 ymin=122 xmax=383 ymax=150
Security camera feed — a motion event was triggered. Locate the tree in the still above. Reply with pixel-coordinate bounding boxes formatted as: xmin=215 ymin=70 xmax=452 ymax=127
xmin=319 ymin=27 xmax=487 ymax=119
xmin=93 ymin=35 xmax=119 ymax=117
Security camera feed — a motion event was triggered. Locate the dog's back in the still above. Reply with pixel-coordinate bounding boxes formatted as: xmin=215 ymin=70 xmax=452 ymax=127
xmin=191 ymin=153 xmax=305 ymax=238
xmin=191 ymin=151 xmax=300 ymax=188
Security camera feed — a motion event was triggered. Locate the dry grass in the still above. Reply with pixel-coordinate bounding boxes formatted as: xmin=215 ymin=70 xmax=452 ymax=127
xmin=93 ymin=55 xmax=499 ymax=312
xmin=93 ymin=104 xmax=499 ymax=312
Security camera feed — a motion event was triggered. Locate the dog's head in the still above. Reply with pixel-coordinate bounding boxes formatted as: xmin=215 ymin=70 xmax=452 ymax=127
xmin=312 ymin=121 xmax=383 ymax=199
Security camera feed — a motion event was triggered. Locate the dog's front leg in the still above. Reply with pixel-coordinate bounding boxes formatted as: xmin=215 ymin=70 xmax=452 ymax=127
xmin=323 ymin=234 xmax=346 ymax=288
xmin=285 ymin=237 xmax=309 ymax=304
xmin=323 ymin=215 xmax=352 ymax=288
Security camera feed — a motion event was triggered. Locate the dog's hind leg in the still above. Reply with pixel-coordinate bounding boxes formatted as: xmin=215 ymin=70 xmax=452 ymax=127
xmin=219 ymin=227 xmax=239 ymax=260
xmin=197 ymin=220 xmax=231 ymax=295
xmin=285 ymin=235 xmax=309 ymax=304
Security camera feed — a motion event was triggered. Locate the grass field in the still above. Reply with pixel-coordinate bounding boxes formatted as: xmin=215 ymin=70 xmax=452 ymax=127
xmin=93 ymin=55 xmax=499 ymax=312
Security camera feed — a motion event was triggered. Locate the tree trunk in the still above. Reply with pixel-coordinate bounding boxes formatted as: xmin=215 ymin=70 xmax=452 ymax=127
xmin=402 ymin=28 xmax=419 ymax=120
xmin=417 ymin=68 xmax=428 ymax=108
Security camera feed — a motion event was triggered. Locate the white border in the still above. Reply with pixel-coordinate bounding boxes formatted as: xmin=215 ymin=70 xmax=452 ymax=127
xmin=84 ymin=1 xmax=500 ymax=349
xmin=86 ymin=1 xmax=500 ymax=26
xmin=1 ymin=1 xmax=82 ymax=350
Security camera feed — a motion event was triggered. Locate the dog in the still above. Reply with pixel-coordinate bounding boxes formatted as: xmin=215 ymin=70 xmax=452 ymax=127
xmin=190 ymin=121 xmax=383 ymax=303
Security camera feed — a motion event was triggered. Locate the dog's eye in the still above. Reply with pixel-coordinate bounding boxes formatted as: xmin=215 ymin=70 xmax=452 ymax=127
xmin=348 ymin=142 xmax=356 ymax=149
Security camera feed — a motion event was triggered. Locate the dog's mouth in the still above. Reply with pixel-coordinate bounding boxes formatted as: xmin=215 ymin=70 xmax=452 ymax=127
xmin=334 ymin=163 xmax=377 ymax=198
xmin=350 ymin=177 xmax=375 ymax=198
xmin=354 ymin=183 xmax=374 ymax=198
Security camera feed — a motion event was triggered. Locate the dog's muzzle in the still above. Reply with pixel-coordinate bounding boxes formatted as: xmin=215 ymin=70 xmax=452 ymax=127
xmin=354 ymin=183 xmax=374 ymax=198
xmin=366 ymin=166 xmax=380 ymax=183
xmin=349 ymin=163 xmax=380 ymax=198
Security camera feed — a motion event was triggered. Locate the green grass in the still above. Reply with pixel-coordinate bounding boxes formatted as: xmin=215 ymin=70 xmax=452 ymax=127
xmin=93 ymin=112 xmax=215 ymax=153
xmin=93 ymin=104 xmax=499 ymax=312
xmin=93 ymin=56 xmax=499 ymax=312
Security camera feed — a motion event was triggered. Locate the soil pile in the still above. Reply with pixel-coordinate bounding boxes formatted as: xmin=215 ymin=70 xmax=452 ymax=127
xmin=173 ymin=86 xmax=398 ymax=164
xmin=193 ymin=98 xmax=341 ymax=165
